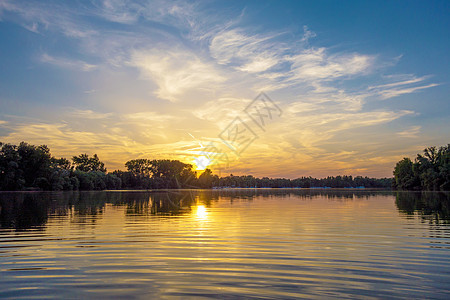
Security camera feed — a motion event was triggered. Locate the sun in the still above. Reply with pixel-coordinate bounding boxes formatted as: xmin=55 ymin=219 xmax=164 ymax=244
xmin=193 ymin=155 xmax=211 ymax=171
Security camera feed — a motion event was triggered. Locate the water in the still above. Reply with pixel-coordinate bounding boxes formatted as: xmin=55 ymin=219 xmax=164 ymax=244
xmin=1 ymin=189 xmax=449 ymax=299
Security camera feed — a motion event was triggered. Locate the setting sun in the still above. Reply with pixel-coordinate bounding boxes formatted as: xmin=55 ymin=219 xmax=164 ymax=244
xmin=193 ymin=156 xmax=212 ymax=171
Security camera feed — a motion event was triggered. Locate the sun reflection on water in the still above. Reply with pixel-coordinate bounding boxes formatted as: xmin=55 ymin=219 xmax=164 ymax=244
xmin=195 ymin=205 xmax=208 ymax=219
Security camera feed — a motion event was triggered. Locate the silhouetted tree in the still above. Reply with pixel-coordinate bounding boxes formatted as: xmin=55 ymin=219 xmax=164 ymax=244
xmin=17 ymin=142 xmax=52 ymax=187
xmin=0 ymin=142 xmax=25 ymax=190
xmin=150 ymin=159 xmax=196 ymax=188
xmin=198 ymin=169 xmax=215 ymax=188
xmin=72 ymin=153 xmax=106 ymax=172
xmin=125 ymin=159 xmax=153 ymax=176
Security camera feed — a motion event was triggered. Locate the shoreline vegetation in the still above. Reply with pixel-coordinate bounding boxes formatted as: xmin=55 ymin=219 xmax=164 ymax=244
xmin=393 ymin=144 xmax=449 ymax=191
xmin=0 ymin=141 xmax=447 ymax=191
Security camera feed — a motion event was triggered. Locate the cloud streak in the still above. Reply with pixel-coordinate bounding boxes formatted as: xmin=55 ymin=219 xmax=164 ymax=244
xmin=397 ymin=126 xmax=421 ymax=138
xmin=41 ymin=54 xmax=97 ymax=71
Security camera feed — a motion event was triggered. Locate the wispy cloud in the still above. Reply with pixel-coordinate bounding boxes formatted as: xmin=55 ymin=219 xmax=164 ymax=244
xmin=130 ymin=48 xmax=225 ymax=101
xmin=122 ymin=111 xmax=175 ymax=123
xmin=368 ymin=75 xmax=431 ymax=90
xmin=368 ymin=74 xmax=438 ymax=99
xmin=0 ymin=0 xmax=97 ymax=37
xmin=41 ymin=53 xmax=97 ymax=71
xmin=209 ymin=27 xmax=374 ymax=93
xmin=279 ymin=109 xmax=414 ymax=149
xmin=210 ymin=29 xmax=281 ymax=68
xmin=92 ymin=0 xmax=202 ymax=33
xmin=238 ymin=56 xmax=279 ymax=73
xmin=300 ymin=25 xmax=316 ymax=43
xmin=95 ymin=0 xmax=141 ymax=24
xmin=70 ymin=109 xmax=113 ymax=119
xmin=192 ymin=97 xmax=249 ymax=128
xmin=377 ymin=83 xmax=439 ymax=100
xmin=397 ymin=126 xmax=421 ymax=138
xmin=286 ymin=48 xmax=374 ymax=82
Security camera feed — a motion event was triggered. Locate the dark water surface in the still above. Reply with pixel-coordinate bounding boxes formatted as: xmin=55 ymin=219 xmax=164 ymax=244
xmin=1 ymin=190 xmax=449 ymax=299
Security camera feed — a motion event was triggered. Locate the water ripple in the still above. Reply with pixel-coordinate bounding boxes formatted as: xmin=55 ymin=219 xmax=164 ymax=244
xmin=0 ymin=190 xmax=450 ymax=299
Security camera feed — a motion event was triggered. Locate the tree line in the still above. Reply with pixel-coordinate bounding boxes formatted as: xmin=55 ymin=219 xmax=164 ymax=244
xmin=393 ymin=144 xmax=450 ymax=191
xmin=1 ymin=141 xmax=392 ymax=191
xmin=0 ymin=142 xmax=121 ymax=191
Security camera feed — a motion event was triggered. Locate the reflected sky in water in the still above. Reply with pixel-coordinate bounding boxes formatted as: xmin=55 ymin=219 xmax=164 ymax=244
xmin=0 ymin=190 xmax=450 ymax=299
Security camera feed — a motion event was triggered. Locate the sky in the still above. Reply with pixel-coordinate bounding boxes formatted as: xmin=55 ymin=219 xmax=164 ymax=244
xmin=0 ymin=0 xmax=449 ymax=178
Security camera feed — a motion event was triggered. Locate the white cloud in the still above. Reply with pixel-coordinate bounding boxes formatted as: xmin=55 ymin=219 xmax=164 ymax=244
xmin=130 ymin=49 xmax=225 ymax=101
xmin=286 ymin=48 xmax=374 ymax=82
xmin=237 ymin=56 xmax=279 ymax=73
xmin=210 ymin=29 xmax=282 ymax=72
xmin=209 ymin=28 xmax=375 ymax=97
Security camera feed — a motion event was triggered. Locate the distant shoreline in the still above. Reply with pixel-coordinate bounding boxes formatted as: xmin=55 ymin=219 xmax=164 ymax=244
xmin=0 ymin=187 xmax=397 ymax=193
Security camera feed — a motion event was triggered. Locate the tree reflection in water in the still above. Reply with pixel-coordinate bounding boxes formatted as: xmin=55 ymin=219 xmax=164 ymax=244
xmin=2 ymin=189 xmax=449 ymax=230
xmin=395 ymin=191 xmax=450 ymax=224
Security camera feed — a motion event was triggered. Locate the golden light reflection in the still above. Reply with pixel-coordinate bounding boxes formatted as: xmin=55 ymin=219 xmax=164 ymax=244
xmin=195 ymin=205 xmax=208 ymax=219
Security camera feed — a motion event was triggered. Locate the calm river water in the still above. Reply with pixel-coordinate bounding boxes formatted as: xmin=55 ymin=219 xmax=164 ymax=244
xmin=0 ymin=189 xmax=449 ymax=299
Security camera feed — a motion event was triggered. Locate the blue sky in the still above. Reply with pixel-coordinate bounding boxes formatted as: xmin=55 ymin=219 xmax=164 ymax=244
xmin=0 ymin=0 xmax=449 ymax=178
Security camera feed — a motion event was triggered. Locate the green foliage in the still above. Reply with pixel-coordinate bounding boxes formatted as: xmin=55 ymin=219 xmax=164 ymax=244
xmin=0 ymin=141 xmax=119 ymax=191
xmin=393 ymin=144 xmax=450 ymax=191
xmin=393 ymin=158 xmax=418 ymax=190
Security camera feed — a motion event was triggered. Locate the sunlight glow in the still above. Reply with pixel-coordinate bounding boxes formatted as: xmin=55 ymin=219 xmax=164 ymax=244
xmin=193 ymin=155 xmax=211 ymax=171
